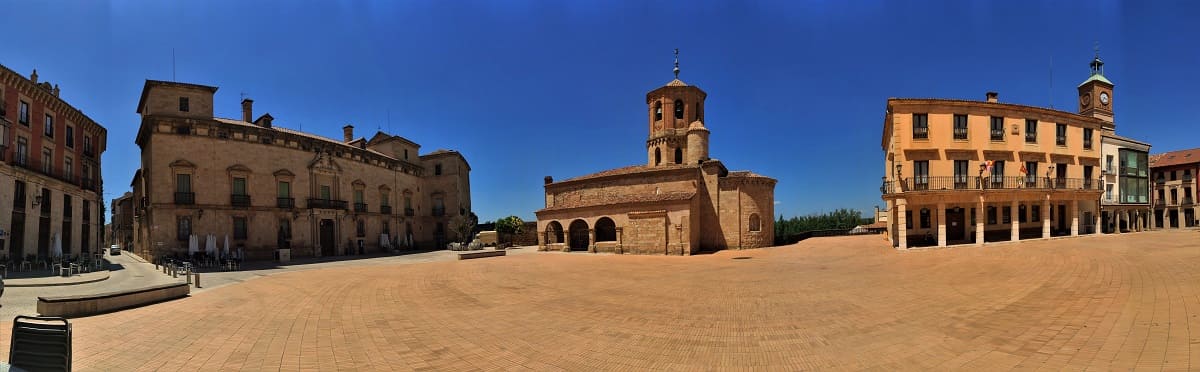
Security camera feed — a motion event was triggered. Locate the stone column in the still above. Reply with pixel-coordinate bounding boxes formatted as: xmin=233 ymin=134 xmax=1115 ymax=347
xmin=615 ymin=227 xmax=624 ymax=254
xmin=1010 ymin=200 xmax=1020 ymax=242
xmin=588 ymin=228 xmax=596 ymax=253
xmin=1071 ymin=200 xmax=1080 ymax=236
xmin=976 ymin=197 xmax=986 ymax=245
xmin=538 ymin=229 xmax=546 ymax=251
xmin=937 ymin=202 xmax=946 ymax=247
xmin=1180 ymin=206 xmax=1185 ymax=228
xmin=1042 ymin=199 xmax=1051 ymax=239
xmin=896 ymin=200 xmax=908 ymax=250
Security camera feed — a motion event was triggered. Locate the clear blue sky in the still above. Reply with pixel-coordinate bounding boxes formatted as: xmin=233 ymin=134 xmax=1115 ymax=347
xmin=3 ymin=2 xmax=1197 ymax=223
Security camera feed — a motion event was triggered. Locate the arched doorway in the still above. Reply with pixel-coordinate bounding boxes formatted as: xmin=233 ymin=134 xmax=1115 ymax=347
xmin=595 ymin=217 xmax=616 ymax=242
xmin=545 ymin=221 xmax=564 ymax=244
xmin=568 ymin=219 xmax=589 ymax=251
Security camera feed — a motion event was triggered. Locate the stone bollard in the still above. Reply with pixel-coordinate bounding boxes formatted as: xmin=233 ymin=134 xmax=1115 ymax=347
xmin=172 ymin=266 xmax=178 ymax=278
xmin=194 ymin=272 xmax=201 ymax=288
xmin=186 ymin=269 xmax=192 ymax=285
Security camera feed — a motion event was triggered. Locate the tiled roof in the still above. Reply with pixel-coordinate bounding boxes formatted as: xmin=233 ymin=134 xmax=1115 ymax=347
xmin=726 ymin=171 xmax=769 ymax=178
xmin=665 ymin=79 xmax=688 ymax=87
xmin=538 ymin=191 xmax=695 ymax=212
xmin=556 ymin=164 xmax=697 ymax=184
xmin=1150 ymin=148 xmax=1200 ymax=168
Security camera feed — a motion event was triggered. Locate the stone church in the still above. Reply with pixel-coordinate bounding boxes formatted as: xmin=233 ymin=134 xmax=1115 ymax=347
xmin=535 ymin=55 xmax=776 ymax=255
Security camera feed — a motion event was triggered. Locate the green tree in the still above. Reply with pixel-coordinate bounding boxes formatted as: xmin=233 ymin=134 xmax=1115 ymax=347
xmin=449 ymin=212 xmax=479 ymax=245
xmin=495 ymin=216 xmax=524 ymax=235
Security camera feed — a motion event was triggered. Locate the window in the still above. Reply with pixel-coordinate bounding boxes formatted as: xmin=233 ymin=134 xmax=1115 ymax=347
xmin=1171 ymin=171 xmax=1177 ymax=181
xmin=381 ymin=192 xmax=390 ymax=207
xmin=354 ymin=189 xmax=364 ymax=204
xmin=1002 ymin=206 xmax=1011 ymax=224
xmin=356 ymin=220 xmax=365 ymax=237
xmin=912 ymin=114 xmax=928 ymax=139
xmin=176 ymin=174 xmax=192 ymax=193
xmin=987 ymin=206 xmax=997 ymax=225
xmin=432 ymin=195 xmax=445 ymax=216
xmin=674 ymin=147 xmax=683 ymax=164
xmin=953 ymin=114 xmax=968 ymax=140
xmin=1084 ymin=166 xmax=1094 ymax=187
xmin=654 ymin=101 xmax=663 ymax=121
xmin=320 ymin=185 xmax=331 ymax=199
xmin=1018 ymin=205 xmax=1027 ymax=223
xmin=66 ymin=126 xmax=74 ymax=148
xmin=233 ymin=217 xmax=248 ymax=239
xmin=748 ymin=214 xmax=761 ymax=232
xmin=1106 ymin=155 xmax=1114 ymax=174
xmin=16 ymin=137 xmax=28 ymax=165
xmin=44 ymin=114 xmax=54 ymax=138
xmin=232 ymin=177 xmax=247 ymax=195
xmin=64 ymin=157 xmax=73 ymax=181
xmin=1083 ymin=128 xmax=1093 ymax=149
xmin=654 ymin=148 xmax=661 ymax=165
xmin=1025 ymin=119 xmax=1037 ymax=143
xmin=19 ymin=101 xmax=29 ymax=125
xmin=1025 ymin=161 xmax=1038 ymax=186
xmin=177 ymin=216 xmax=192 ymax=241
xmin=42 ymin=148 xmax=52 ymax=174
xmin=673 ymin=99 xmax=683 ymax=119
xmin=990 ymin=116 xmax=1004 ymax=141
xmin=919 ymin=208 xmax=930 ymax=229
xmin=954 ymin=160 xmax=968 ymax=188
xmin=277 ymin=181 xmax=290 ymax=198
xmin=279 ymin=219 xmax=292 ymax=240
xmin=179 ymin=97 xmax=189 ymax=112
xmin=404 ymin=194 xmax=413 ymax=209
xmin=82 ymin=164 xmax=90 ymax=183
xmin=1056 ymin=123 xmax=1067 ymax=146
xmin=905 ymin=211 xmax=912 ymax=229
xmin=435 ymin=164 xmax=442 ymax=175
xmin=84 ymin=136 xmax=92 ymax=154
xmin=1106 ymin=184 xmax=1114 ymax=201
xmin=404 ymin=149 xmax=408 ymax=160
xmin=913 ymin=160 xmax=929 ymax=190
xmin=991 ymin=161 xmax=1005 ymax=187
xmin=1031 ymin=205 xmax=1040 ymax=221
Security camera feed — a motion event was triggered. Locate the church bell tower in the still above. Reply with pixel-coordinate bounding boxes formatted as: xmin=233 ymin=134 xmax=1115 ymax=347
xmin=1078 ymin=44 xmax=1115 ymax=128
xmin=646 ymin=49 xmax=709 ymax=167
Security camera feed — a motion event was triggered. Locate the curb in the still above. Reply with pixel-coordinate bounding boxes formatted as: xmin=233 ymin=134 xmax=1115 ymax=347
xmin=6 ymin=271 xmax=112 ymax=288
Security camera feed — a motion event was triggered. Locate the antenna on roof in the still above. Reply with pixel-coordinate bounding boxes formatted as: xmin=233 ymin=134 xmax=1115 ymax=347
xmin=673 ymin=48 xmax=680 ymax=79
xmin=171 ymin=48 xmax=176 ymax=82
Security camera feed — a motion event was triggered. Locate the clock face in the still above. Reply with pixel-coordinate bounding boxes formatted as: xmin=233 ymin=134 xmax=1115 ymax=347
xmin=1100 ymin=92 xmax=1110 ymax=105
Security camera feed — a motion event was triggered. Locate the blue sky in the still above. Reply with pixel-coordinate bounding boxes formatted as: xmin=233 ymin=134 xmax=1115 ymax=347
xmin=3 ymin=1 xmax=1197 ymax=223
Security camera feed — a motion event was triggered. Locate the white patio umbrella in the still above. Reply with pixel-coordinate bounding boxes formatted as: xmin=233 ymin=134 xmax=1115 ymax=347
xmin=207 ymin=234 xmax=218 ymax=255
xmin=52 ymin=232 xmax=63 ymax=257
xmin=380 ymin=233 xmax=391 ymax=250
xmin=189 ymin=234 xmax=198 ymax=255
xmin=224 ymin=234 xmax=231 ymax=257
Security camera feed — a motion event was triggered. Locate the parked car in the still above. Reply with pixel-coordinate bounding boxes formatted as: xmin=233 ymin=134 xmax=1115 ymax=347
xmin=110 ymin=245 xmax=121 ymax=255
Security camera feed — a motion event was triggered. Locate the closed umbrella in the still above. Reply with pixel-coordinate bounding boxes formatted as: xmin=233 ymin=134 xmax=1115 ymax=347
xmin=207 ymin=234 xmax=217 ymax=255
xmin=224 ymin=234 xmax=231 ymax=257
xmin=189 ymin=234 xmax=198 ymax=255
xmin=52 ymin=232 xmax=63 ymax=257
xmin=380 ymin=233 xmax=390 ymax=250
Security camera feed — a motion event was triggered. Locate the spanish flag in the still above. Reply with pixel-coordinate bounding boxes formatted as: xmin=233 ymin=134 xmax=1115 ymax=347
xmin=1020 ymin=164 xmax=1027 ymax=175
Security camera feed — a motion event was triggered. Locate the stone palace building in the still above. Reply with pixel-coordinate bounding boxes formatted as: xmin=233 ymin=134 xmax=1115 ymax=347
xmin=129 ymin=80 xmax=470 ymax=262
xmin=536 ymin=55 xmax=776 ymax=255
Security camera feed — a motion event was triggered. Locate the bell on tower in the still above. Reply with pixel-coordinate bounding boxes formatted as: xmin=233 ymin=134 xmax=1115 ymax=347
xmin=645 ymin=49 xmax=709 ymax=167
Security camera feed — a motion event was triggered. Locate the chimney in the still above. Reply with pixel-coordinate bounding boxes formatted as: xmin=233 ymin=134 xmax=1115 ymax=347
xmin=52 ymin=84 xmax=60 ymax=97
xmin=241 ymin=99 xmax=254 ymax=122
xmin=986 ymin=91 xmax=998 ymax=103
xmin=30 ymin=69 xmax=38 ymax=84
xmin=343 ymin=125 xmax=354 ymax=143
xmin=544 ymin=176 xmax=553 ymax=184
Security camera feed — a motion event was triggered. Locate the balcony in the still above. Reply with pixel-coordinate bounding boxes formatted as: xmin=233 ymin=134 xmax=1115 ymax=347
xmin=912 ymin=126 xmax=928 ymax=140
xmin=82 ymin=178 xmax=97 ymax=192
xmin=1186 ymin=174 xmax=1194 ymax=182
xmin=881 ymin=176 xmax=1103 ymax=195
xmin=1084 ymin=139 xmax=1093 ymax=150
xmin=354 ymin=202 xmax=368 ymax=213
xmin=990 ymin=130 xmax=1004 ymax=141
xmin=83 ymin=148 xmax=95 ymax=159
xmin=231 ymin=194 xmax=251 ymax=208
xmin=174 ymin=192 xmax=195 ymax=205
xmin=0 ymin=145 xmax=5 ymax=162
xmin=307 ymin=198 xmax=347 ymax=210
xmin=1185 ymin=197 xmax=1195 ymax=206
xmin=432 ymin=207 xmax=445 ymax=217
xmin=380 ymin=205 xmax=392 ymax=215
xmin=1154 ymin=199 xmax=1166 ymax=207
xmin=277 ymin=197 xmax=295 ymax=209
xmin=1025 ymin=133 xmax=1037 ymax=143
xmin=1056 ymin=136 xmax=1066 ymax=146
xmin=404 ymin=207 xmax=415 ymax=217
xmin=953 ymin=128 xmax=967 ymax=140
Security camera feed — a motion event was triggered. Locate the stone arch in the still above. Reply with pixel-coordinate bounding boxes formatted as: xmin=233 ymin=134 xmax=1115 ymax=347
xmin=749 ymin=213 xmax=761 ymax=232
xmin=545 ymin=221 xmax=564 ymax=244
xmin=568 ymin=219 xmax=589 ymax=251
xmin=653 ymin=101 xmax=663 ymax=121
xmin=595 ymin=217 xmax=616 ymax=242
xmin=673 ymin=99 xmax=684 ymax=119
xmin=655 ymin=147 xmax=662 ymax=165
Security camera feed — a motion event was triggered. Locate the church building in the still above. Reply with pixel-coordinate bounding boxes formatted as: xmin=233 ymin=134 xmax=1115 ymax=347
xmin=535 ymin=52 xmax=777 ymax=255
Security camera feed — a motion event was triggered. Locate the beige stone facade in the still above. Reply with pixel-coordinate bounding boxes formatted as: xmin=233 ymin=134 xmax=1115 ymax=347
xmin=0 ymin=65 xmax=107 ymax=259
xmin=535 ymin=68 xmax=775 ymax=255
xmin=880 ymin=53 xmax=1151 ymax=249
xmin=1149 ymin=147 xmax=1200 ymax=228
xmin=130 ymin=80 xmax=470 ymax=262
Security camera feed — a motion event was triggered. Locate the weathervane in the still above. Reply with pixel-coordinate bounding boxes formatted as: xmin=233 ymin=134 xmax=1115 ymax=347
xmin=1094 ymin=41 xmax=1100 ymax=57
xmin=673 ymin=48 xmax=680 ymax=79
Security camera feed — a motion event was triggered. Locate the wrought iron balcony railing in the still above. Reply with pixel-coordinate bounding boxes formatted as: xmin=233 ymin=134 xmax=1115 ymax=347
xmin=174 ymin=192 xmax=195 ymax=205
xmin=912 ymin=127 xmax=928 ymax=139
xmin=1185 ymin=197 xmax=1195 ymax=206
xmin=307 ymin=198 xmax=347 ymax=210
xmin=404 ymin=207 xmax=415 ymax=217
xmin=354 ymin=202 xmax=368 ymax=213
xmin=82 ymin=178 xmax=98 ymax=192
xmin=432 ymin=207 xmax=445 ymax=217
xmin=380 ymin=205 xmax=392 ymax=215
xmin=881 ymin=176 xmax=1103 ymax=195
xmin=277 ymin=197 xmax=295 ymax=209
xmin=231 ymin=194 xmax=251 ymax=208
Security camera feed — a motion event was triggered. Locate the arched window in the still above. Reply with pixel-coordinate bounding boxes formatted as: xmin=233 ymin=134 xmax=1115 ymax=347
xmin=546 ymin=221 xmax=564 ymax=244
xmin=654 ymin=101 xmax=663 ymax=121
xmin=595 ymin=217 xmax=616 ymax=242
xmin=655 ymin=148 xmax=662 ymax=165
xmin=749 ymin=214 xmax=761 ymax=232
xmin=674 ymin=148 xmax=683 ymax=164
xmin=673 ymin=99 xmax=684 ymax=119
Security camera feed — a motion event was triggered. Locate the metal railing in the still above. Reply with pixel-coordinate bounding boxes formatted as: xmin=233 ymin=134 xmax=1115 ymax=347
xmin=1185 ymin=174 xmax=1194 ymax=182
xmin=354 ymin=203 xmax=368 ymax=213
xmin=432 ymin=207 xmax=445 ymax=217
xmin=912 ymin=126 xmax=928 ymax=139
xmin=1185 ymin=197 xmax=1195 ymax=206
xmin=380 ymin=205 xmax=392 ymax=215
xmin=953 ymin=128 xmax=968 ymax=140
xmin=277 ymin=197 xmax=295 ymax=209
xmin=882 ymin=176 xmax=1103 ymax=195
xmin=83 ymin=148 xmax=95 ymax=159
xmin=82 ymin=178 xmax=97 ymax=192
xmin=990 ymin=130 xmax=1004 ymax=141
xmin=404 ymin=207 xmax=415 ymax=217
xmin=231 ymin=194 xmax=251 ymax=208
xmin=174 ymin=192 xmax=195 ymax=205
xmin=1056 ymin=136 xmax=1066 ymax=146
xmin=1025 ymin=133 xmax=1037 ymax=143
xmin=1154 ymin=199 xmax=1166 ymax=207
xmin=307 ymin=198 xmax=347 ymax=210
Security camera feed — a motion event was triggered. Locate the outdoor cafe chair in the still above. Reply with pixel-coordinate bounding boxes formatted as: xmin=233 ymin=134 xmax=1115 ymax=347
xmin=9 ymin=315 xmax=72 ymax=372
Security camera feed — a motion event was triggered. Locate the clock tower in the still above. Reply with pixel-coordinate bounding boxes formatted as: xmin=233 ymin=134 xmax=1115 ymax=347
xmin=1078 ymin=48 xmax=1114 ymax=127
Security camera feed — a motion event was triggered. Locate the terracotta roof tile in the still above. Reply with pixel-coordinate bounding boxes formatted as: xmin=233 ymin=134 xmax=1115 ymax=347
xmin=556 ymin=164 xmax=697 ymax=184
xmin=1150 ymin=147 xmax=1200 ymax=168
xmin=538 ymin=191 xmax=695 ymax=212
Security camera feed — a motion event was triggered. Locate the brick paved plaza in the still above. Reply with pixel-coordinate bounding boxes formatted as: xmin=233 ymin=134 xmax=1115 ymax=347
xmin=3 ymin=230 xmax=1200 ymax=370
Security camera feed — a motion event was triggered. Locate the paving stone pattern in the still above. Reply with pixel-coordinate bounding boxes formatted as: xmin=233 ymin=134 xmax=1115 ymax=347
xmin=0 ymin=230 xmax=1198 ymax=370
